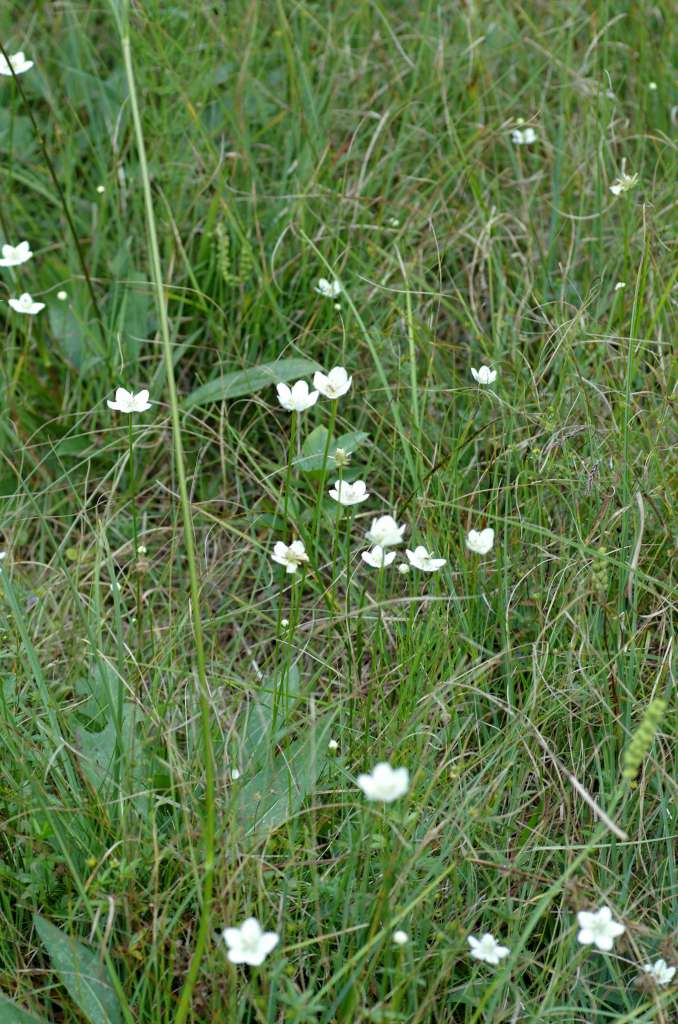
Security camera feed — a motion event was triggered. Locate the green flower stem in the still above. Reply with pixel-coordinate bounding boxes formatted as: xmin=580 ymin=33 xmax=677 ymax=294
xmin=313 ymin=398 xmax=337 ymax=551
xmin=120 ymin=29 xmax=215 ymax=1024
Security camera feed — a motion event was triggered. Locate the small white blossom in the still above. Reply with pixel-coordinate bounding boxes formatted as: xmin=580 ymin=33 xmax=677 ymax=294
xmin=576 ymin=907 xmax=625 ymax=952
xmin=0 ymin=241 xmax=33 ymax=267
xmin=361 ymin=545 xmax=396 ymax=569
xmin=405 ymin=546 xmax=446 ymax=572
xmin=328 ymin=739 xmax=339 ymax=751
xmin=333 ymin=447 xmax=351 ymax=468
xmin=230 ymin=768 xmax=241 ymax=781
xmin=648 ymin=82 xmax=658 ymax=91
xmin=614 ymin=281 xmax=626 ymax=291
xmin=471 ymin=365 xmax=497 ymax=385
xmin=280 ymin=618 xmax=289 ymax=627
xmin=610 ymin=171 xmax=639 ymax=196
xmin=365 ymin=515 xmax=406 ymax=548
xmin=642 ymin=959 xmax=676 ymax=986
xmin=8 ymin=293 xmax=44 ymax=315
xmin=511 ymin=127 xmax=537 ymax=145
xmin=397 ymin=563 xmax=410 ymax=574
xmin=466 ymin=528 xmax=495 ymax=555
xmin=387 ymin=217 xmax=400 ymax=227
xmin=57 ymin=290 xmax=68 ymax=301
xmin=393 ymin=930 xmax=409 ymax=946
xmin=313 ymin=366 xmax=352 ymax=399
xmin=0 ymin=52 xmax=33 ymax=76
xmin=106 ymin=387 xmax=152 ymax=413
xmin=314 ymin=277 xmax=342 ymax=298
xmin=222 ymin=918 xmax=279 ymax=966
xmin=468 ymin=933 xmax=510 ymax=966
xmin=276 ymin=380 xmax=319 ymax=412
xmin=356 ymin=762 xmax=409 ymax=803
xmin=96 ymin=184 xmax=106 ymax=194
xmin=271 ymin=540 xmax=309 ymax=574
xmin=329 ymin=479 xmax=369 ymax=506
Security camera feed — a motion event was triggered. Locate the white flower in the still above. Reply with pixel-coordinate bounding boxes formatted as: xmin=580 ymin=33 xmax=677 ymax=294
xmin=648 ymin=81 xmax=658 ymax=91
xmin=405 ymin=546 xmax=446 ymax=572
xmin=333 ymin=447 xmax=351 ymax=468
xmin=397 ymin=563 xmax=410 ymax=574
xmin=271 ymin=540 xmax=309 ymax=574
xmin=0 ymin=241 xmax=33 ymax=267
xmin=393 ymin=930 xmax=409 ymax=946
xmin=642 ymin=959 xmax=676 ymax=986
xmin=276 ymin=380 xmax=319 ymax=412
xmin=230 ymin=768 xmax=241 ymax=781
xmin=356 ymin=762 xmax=409 ymax=803
xmin=106 ymin=387 xmax=152 ymax=413
xmin=365 ymin=515 xmax=406 ymax=548
xmin=465 ymin=528 xmax=495 ymax=555
xmin=314 ymin=277 xmax=341 ymax=298
xmin=614 ymin=281 xmax=626 ymax=291
xmin=96 ymin=184 xmax=106 ymax=194
xmin=328 ymin=739 xmax=339 ymax=751
xmin=511 ymin=127 xmax=537 ymax=145
xmin=387 ymin=216 xmax=400 ymax=227
xmin=576 ymin=907 xmax=625 ymax=951
xmin=222 ymin=918 xmax=279 ymax=966
xmin=609 ymin=171 xmax=639 ymax=196
xmin=468 ymin=933 xmax=510 ymax=966
xmin=8 ymin=293 xmax=44 ymax=315
xmin=470 ymin=365 xmax=497 ymax=385
xmin=0 ymin=52 xmax=33 ymax=77
xmin=329 ymin=479 xmax=369 ymax=506
xmin=57 ymin=290 xmax=68 ymax=301
xmin=313 ymin=366 xmax=352 ymax=400
xmin=361 ymin=545 xmax=396 ymax=569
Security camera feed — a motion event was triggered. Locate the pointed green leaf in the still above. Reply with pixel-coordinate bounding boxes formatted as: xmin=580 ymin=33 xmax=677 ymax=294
xmin=184 ymin=357 xmax=321 ymax=410
xmin=34 ymin=915 xmax=122 ymax=1024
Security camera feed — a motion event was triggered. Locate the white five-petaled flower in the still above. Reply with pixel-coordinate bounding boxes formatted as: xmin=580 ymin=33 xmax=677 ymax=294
xmin=356 ymin=762 xmax=409 ymax=803
xmin=468 ymin=933 xmax=510 ymax=966
xmin=471 ymin=365 xmax=497 ymax=385
xmin=511 ymin=127 xmax=537 ymax=146
xmin=313 ymin=366 xmax=352 ymax=400
xmin=275 ymin=380 xmax=319 ymax=412
xmin=8 ymin=292 xmax=44 ymax=315
xmin=314 ymin=277 xmax=342 ymax=298
xmin=0 ymin=51 xmax=33 ymax=76
xmin=106 ymin=388 xmax=152 ymax=413
xmin=642 ymin=959 xmax=676 ymax=986
xmin=405 ymin=546 xmax=446 ymax=572
xmin=329 ymin=479 xmax=369 ymax=506
xmin=466 ymin=528 xmax=495 ymax=555
xmin=609 ymin=171 xmax=639 ymax=196
xmin=576 ymin=907 xmax=625 ymax=952
xmin=222 ymin=918 xmax=279 ymax=966
xmin=393 ymin=930 xmax=409 ymax=946
xmin=271 ymin=540 xmax=309 ymax=574
xmin=0 ymin=241 xmax=33 ymax=267
xmin=365 ymin=514 xmax=406 ymax=548
xmin=361 ymin=545 xmax=397 ymax=569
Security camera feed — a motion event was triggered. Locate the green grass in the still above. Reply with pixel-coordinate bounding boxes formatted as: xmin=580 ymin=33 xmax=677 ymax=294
xmin=0 ymin=1 xmax=676 ymax=1021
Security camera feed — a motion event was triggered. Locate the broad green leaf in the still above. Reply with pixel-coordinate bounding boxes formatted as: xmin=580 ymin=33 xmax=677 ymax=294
xmin=48 ymin=304 xmax=88 ymax=370
xmin=33 ymin=915 xmax=122 ymax=1024
xmin=184 ymin=357 xmax=321 ymax=410
xmin=0 ymin=992 xmax=48 ymax=1023
xmin=241 ymin=665 xmax=301 ymax=757
xmin=238 ymin=712 xmax=335 ymax=836
xmin=298 ymin=428 xmax=369 ymax=473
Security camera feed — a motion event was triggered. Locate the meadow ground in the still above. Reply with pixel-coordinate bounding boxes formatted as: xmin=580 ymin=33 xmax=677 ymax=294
xmin=0 ymin=1 xmax=676 ymax=1021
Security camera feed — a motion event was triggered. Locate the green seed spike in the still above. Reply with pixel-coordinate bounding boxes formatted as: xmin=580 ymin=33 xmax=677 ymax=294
xmin=622 ymin=699 xmax=667 ymax=782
